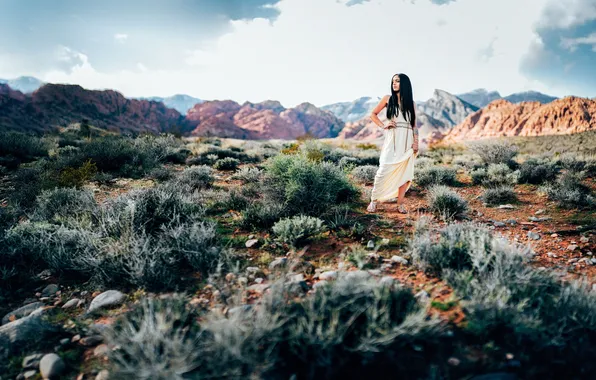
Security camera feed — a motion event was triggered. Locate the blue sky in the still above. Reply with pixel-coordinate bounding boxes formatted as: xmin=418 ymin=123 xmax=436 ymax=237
xmin=0 ymin=0 xmax=594 ymax=107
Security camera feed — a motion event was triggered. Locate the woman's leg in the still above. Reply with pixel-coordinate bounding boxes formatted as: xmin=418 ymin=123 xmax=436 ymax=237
xmin=396 ymin=180 xmax=411 ymax=213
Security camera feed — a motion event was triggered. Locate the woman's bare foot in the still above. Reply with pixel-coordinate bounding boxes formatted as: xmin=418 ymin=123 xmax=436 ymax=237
xmin=397 ymin=204 xmax=408 ymax=214
xmin=367 ymin=201 xmax=377 ymax=212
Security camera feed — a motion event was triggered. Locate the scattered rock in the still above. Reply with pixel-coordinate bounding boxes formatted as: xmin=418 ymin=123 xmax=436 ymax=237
xmin=546 ymin=252 xmax=557 ymax=258
xmin=268 ymin=257 xmax=287 ymax=271
xmin=22 ymin=353 xmax=44 ymax=369
xmin=493 ymin=222 xmax=506 ymax=227
xmin=62 ymin=299 xmax=80 ymax=309
xmin=22 ymin=370 xmax=38 ymax=379
xmin=527 ymin=231 xmax=541 ymax=240
xmin=535 ymin=209 xmax=545 ymax=215
xmin=590 ymin=258 xmax=596 ymax=266
xmin=225 ymin=273 xmax=236 ymax=282
xmin=447 ymin=357 xmax=461 ymax=366
xmin=41 ymin=284 xmax=59 ymax=298
xmin=391 ymin=256 xmax=408 ymax=265
xmin=79 ymin=335 xmax=103 ymax=346
xmin=580 ymin=236 xmax=590 ymax=243
xmin=237 ymin=277 xmax=248 ymax=286
xmin=567 ymin=245 xmax=578 ymax=252
xmin=245 ymin=267 xmax=260 ymax=276
xmin=567 ymin=258 xmax=579 ymax=264
xmin=95 ymin=370 xmax=110 ymax=380
xmin=497 ymin=204 xmax=515 ymax=209
xmin=505 ymin=219 xmax=517 ymax=226
xmin=319 ymin=271 xmax=338 ymax=281
xmin=2 ymin=302 xmax=44 ymax=325
xmin=0 ymin=308 xmax=56 ymax=361
xmin=59 ymin=338 xmax=70 ymax=346
xmin=551 ymin=233 xmax=558 ymax=237
xmin=254 ymin=278 xmax=264 ymax=284
xmin=246 ymin=284 xmax=270 ymax=293
xmin=87 ymin=290 xmax=125 ymax=314
xmin=528 ymin=216 xmax=551 ymax=222
xmin=39 ymin=353 xmax=65 ymax=379
xmin=248 ymin=234 xmax=255 ymax=240
xmin=245 ymin=239 xmax=259 ymax=248
xmin=381 ymin=238 xmax=390 ymax=245
xmin=94 ymin=344 xmax=109 ymax=358
xmin=415 ymin=290 xmax=430 ymax=303
xmin=366 ymin=240 xmax=375 ymax=249
xmin=380 ymin=263 xmax=393 ymax=272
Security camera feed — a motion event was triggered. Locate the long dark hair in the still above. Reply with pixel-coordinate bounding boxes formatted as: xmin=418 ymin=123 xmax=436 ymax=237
xmin=386 ymin=73 xmax=416 ymax=128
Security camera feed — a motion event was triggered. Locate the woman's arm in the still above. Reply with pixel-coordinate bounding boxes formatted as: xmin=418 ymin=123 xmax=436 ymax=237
xmin=412 ymin=104 xmax=419 ymax=153
xmin=370 ymin=95 xmax=392 ymax=129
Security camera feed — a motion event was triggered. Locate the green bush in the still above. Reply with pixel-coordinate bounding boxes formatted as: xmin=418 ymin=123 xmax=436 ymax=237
xmin=484 ymin=163 xmax=519 ymax=187
xmin=231 ymin=167 xmax=262 ymax=183
xmin=517 ymin=158 xmax=559 ymax=184
xmin=172 ymin=165 xmax=214 ymax=191
xmin=213 ymin=157 xmax=240 ymax=171
xmin=351 ymin=165 xmax=378 ymax=185
xmin=414 ymin=166 xmax=458 ymax=188
xmin=481 ymin=186 xmax=517 ymax=206
xmin=468 ymin=140 xmax=518 ymax=165
xmin=263 ymin=154 xmax=360 ymax=218
xmin=426 ymin=185 xmax=468 ymax=220
xmin=0 ymin=131 xmax=50 ymax=168
xmin=272 ymin=215 xmax=327 ymax=247
xmin=32 ymin=187 xmax=98 ymax=222
xmin=539 ymin=171 xmax=595 ymax=209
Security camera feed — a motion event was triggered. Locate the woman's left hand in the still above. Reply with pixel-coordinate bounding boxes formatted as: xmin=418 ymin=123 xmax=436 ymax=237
xmin=412 ymin=142 xmax=419 ymax=154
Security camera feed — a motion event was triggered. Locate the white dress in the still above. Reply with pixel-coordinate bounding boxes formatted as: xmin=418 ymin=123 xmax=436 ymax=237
xmin=370 ymin=108 xmax=416 ymax=202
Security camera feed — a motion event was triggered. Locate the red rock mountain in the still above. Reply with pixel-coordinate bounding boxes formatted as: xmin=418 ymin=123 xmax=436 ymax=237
xmin=187 ymin=100 xmax=344 ymax=139
xmin=0 ymin=83 xmax=190 ymax=134
xmin=0 ymin=84 xmax=344 ymax=140
xmin=440 ymin=96 xmax=595 ymax=143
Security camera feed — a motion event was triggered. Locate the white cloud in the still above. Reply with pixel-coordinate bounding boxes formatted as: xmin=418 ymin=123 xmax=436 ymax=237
xmin=114 ymin=33 xmax=128 ymax=43
xmin=538 ymin=0 xmax=596 ymax=29
xmin=561 ymin=32 xmax=596 ymax=52
xmin=41 ymin=0 xmax=571 ymax=107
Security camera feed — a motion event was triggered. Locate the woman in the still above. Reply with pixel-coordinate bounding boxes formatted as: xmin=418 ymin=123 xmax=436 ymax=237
xmin=367 ymin=73 xmax=419 ymax=214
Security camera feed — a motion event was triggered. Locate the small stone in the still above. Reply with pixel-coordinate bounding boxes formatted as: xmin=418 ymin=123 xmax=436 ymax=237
xmin=447 ymin=357 xmax=460 ymax=366
xmin=319 ymin=271 xmax=338 ymax=281
xmin=22 ymin=353 xmax=44 ymax=369
xmin=95 ymin=370 xmax=110 ymax=380
xmin=245 ymin=239 xmax=259 ymax=248
xmin=246 ymin=284 xmax=269 ymax=293
xmin=497 ymin=204 xmax=515 ymax=209
xmin=567 ymin=258 xmax=579 ymax=264
xmin=2 ymin=302 xmax=44 ymax=325
xmin=590 ymin=258 xmax=596 ymax=266
xmin=567 ymin=245 xmax=578 ymax=251
xmin=41 ymin=284 xmax=59 ymax=297
xmin=535 ymin=209 xmax=545 ymax=215
xmin=551 ymin=233 xmax=558 ymax=237
xmin=248 ymin=234 xmax=255 ymax=240
xmin=245 ymin=267 xmax=260 ymax=275
xmin=268 ymin=257 xmax=287 ymax=271
xmin=60 ymin=338 xmax=70 ymax=345
xmin=79 ymin=335 xmax=103 ymax=346
xmin=39 ymin=353 xmax=65 ymax=379
xmin=527 ymin=231 xmax=541 ymax=240
xmin=380 ymin=263 xmax=393 ymax=272
xmin=546 ymin=252 xmax=557 ymax=258
xmin=381 ymin=238 xmax=390 ymax=245
xmin=580 ymin=236 xmax=589 ymax=243
xmin=505 ymin=219 xmax=517 ymax=225
xmin=391 ymin=255 xmax=408 ymax=265
xmin=71 ymin=334 xmax=81 ymax=343
xmin=23 ymin=370 xmax=37 ymax=379
xmin=62 ymin=299 xmax=80 ymax=309
xmin=237 ymin=277 xmax=248 ymax=285
xmin=225 ymin=273 xmax=236 ymax=282
xmin=366 ymin=240 xmax=375 ymax=249
xmin=94 ymin=344 xmax=109 ymax=358
xmin=87 ymin=290 xmax=125 ymax=314
xmin=415 ymin=290 xmax=430 ymax=303
xmin=493 ymin=222 xmax=506 ymax=227
xmin=506 ymin=353 xmax=515 ymax=360
xmin=80 ymin=291 xmax=88 ymax=296
xmin=529 ymin=216 xmax=551 ymax=222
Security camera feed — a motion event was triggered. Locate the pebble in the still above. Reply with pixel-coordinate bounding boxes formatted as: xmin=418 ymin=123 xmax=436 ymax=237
xmin=493 ymin=222 xmax=506 ymax=227
xmin=527 ymin=231 xmax=541 ymax=240
xmin=245 ymin=267 xmax=260 ymax=275
xmin=79 ymin=335 xmax=104 ymax=346
xmin=268 ymin=258 xmax=287 ymax=271
xmin=319 ymin=271 xmax=338 ymax=281
xmin=366 ymin=240 xmax=375 ymax=249
xmin=415 ymin=290 xmax=430 ymax=303
xmin=546 ymin=252 xmax=557 ymax=258
xmin=94 ymin=344 xmax=109 ymax=358
xmin=535 ymin=209 xmax=545 ymax=215
xmin=391 ymin=256 xmax=409 ymax=265
xmin=580 ymin=236 xmax=589 ymax=243
xmin=41 ymin=284 xmax=59 ymax=297
xmin=245 ymin=239 xmax=259 ymax=248
xmin=39 ymin=353 xmax=65 ymax=379
xmin=447 ymin=357 xmax=461 ymax=366
xmin=95 ymin=370 xmax=110 ymax=380
xmin=62 ymin=299 xmax=80 ymax=309
xmin=254 ymin=278 xmax=264 ymax=284
xmin=498 ymin=204 xmax=515 ymax=209
xmin=567 ymin=245 xmax=578 ymax=251
xmin=2 ymin=302 xmax=45 ymax=325
xmin=22 ymin=353 xmax=43 ymax=369
xmin=87 ymin=290 xmax=125 ymax=314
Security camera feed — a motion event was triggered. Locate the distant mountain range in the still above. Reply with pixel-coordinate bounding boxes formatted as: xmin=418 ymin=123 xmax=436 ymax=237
xmin=136 ymin=94 xmax=203 ymax=114
xmin=0 ymin=76 xmax=45 ymax=94
xmin=0 ymin=76 xmax=591 ymax=142
xmin=456 ymin=88 xmax=558 ymax=108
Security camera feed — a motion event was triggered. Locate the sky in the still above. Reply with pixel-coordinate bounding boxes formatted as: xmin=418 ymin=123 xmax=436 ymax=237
xmin=0 ymin=0 xmax=595 ymax=108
